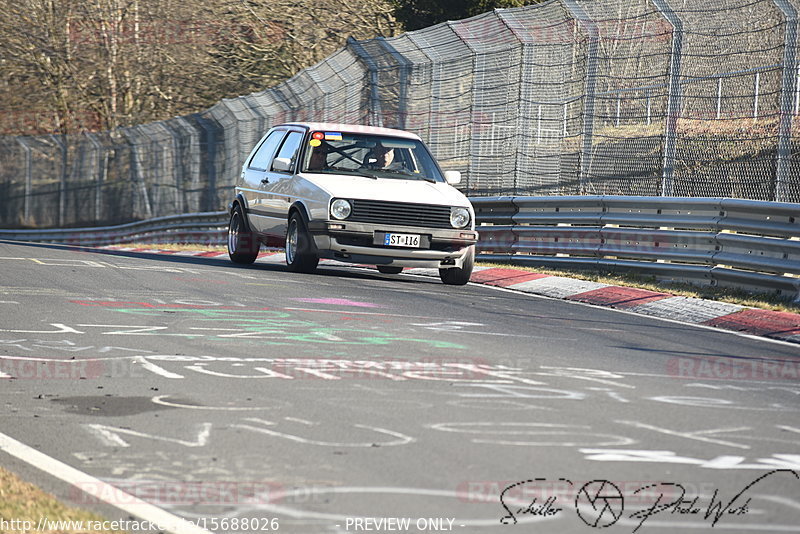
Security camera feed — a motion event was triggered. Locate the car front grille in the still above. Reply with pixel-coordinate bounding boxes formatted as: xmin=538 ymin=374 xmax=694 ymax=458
xmin=348 ymin=199 xmax=453 ymax=229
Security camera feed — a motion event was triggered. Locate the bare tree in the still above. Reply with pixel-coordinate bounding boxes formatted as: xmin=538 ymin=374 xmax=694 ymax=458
xmin=0 ymin=0 xmax=81 ymax=134
xmin=0 ymin=0 xmax=400 ymax=134
xmin=196 ymin=0 xmax=400 ymax=98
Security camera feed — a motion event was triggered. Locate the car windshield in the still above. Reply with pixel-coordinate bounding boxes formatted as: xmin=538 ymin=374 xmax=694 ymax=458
xmin=301 ymin=131 xmax=445 ymax=183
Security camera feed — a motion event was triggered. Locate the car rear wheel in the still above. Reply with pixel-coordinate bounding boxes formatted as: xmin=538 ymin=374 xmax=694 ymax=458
xmin=228 ymin=206 xmax=259 ymax=264
xmin=285 ymin=212 xmax=319 ymax=273
xmin=377 ymin=266 xmax=403 ymax=275
xmin=439 ymin=245 xmax=474 ymax=285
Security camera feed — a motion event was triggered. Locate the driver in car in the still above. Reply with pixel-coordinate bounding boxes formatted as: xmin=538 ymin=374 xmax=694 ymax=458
xmin=362 ymin=145 xmax=404 ymax=171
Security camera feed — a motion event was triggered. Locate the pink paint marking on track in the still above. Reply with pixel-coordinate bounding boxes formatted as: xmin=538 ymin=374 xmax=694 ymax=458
xmin=290 ymin=298 xmax=384 ymax=308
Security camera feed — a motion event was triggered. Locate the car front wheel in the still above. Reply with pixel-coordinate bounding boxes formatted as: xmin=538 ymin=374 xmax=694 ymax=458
xmin=439 ymin=245 xmax=474 ymax=285
xmin=285 ymin=212 xmax=319 ymax=273
xmin=228 ymin=206 xmax=259 ymax=264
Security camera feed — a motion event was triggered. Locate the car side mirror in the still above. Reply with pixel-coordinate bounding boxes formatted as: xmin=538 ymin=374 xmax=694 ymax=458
xmin=272 ymin=157 xmax=292 ymax=173
xmin=444 ymin=170 xmax=461 ymax=185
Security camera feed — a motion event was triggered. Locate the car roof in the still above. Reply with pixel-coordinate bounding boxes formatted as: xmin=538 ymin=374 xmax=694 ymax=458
xmin=279 ymin=122 xmax=421 ymax=141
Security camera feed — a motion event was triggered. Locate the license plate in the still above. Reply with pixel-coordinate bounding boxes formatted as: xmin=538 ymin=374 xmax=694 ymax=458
xmin=384 ymin=232 xmax=421 ymax=248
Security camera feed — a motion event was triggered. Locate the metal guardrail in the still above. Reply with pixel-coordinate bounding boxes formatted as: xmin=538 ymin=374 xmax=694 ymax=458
xmin=473 ymin=196 xmax=800 ymax=300
xmin=0 ymin=211 xmax=229 ymax=246
xmin=2 ymin=197 xmax=799 ymax=300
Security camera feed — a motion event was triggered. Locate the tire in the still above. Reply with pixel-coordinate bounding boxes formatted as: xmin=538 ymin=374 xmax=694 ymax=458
xmin=377 ymin=266 xmax=403 ymax=275
xmin=439 ymin=245 xmax=474 ymax=286
xmin=285 ymin=211 xmax=319 ymax=273
xmin=228 ymin=205 xmax=259 ymax=264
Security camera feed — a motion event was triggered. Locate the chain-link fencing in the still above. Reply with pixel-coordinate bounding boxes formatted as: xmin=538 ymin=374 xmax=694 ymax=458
xmin=1 ymin=0 xmax=799 ymax=228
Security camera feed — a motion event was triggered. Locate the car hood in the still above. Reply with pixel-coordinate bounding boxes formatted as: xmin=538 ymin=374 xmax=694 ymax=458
xmin=299 ymin=173 xmax=472 ymax=208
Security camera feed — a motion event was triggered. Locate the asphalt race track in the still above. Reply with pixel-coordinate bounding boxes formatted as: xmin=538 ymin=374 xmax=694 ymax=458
xmin=1 ymin=240 xmax=799 ymax=534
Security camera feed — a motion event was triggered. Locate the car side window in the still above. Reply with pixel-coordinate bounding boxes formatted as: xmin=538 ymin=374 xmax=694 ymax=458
xmin=271 ymin=131 xmax=304 ymax=173
xmin=249 ymin=130 xmax=285 ymax=171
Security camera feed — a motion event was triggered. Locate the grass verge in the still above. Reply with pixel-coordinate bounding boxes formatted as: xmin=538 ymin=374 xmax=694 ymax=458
xmin=0 ymin=467 xmax=126 ymax=533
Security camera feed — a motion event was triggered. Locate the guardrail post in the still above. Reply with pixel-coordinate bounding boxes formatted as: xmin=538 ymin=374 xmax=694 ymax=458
xmin=347 ymin=37 xmax=383 ymax=127
xmin=652 ymin=0 xmax=683 ymax=197
xmin=772 ymin=0 xmax=798 ymax=202
xmin=562 ymin=0 xmax=599 ymax=195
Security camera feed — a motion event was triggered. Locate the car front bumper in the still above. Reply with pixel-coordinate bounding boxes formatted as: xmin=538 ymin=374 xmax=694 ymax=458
xmin=307 ymin=221 xmax=478 ymax=268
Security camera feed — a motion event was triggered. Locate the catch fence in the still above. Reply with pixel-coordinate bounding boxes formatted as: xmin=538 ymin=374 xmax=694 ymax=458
xmin=1 ymin=0 xmax=799 ymax=228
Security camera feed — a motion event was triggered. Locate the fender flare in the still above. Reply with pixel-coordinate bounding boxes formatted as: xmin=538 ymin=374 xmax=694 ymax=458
xmin=288 ymin=200 xmax=312 ymax=224
xmin=229 ymin=194 xmax=254 ymax=233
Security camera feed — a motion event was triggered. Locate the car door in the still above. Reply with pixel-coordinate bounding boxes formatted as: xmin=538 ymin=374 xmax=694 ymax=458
xmin=240 ymin=129 xmax=286 ymax=233
xmin=259 ymin=129 xmax=305 ymax=239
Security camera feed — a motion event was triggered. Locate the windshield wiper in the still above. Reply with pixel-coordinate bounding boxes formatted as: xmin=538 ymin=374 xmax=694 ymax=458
xmin=327 ymin=166 xmax=378 ymax=179
xmin=376 ymin=168 xmax=437 ymax=183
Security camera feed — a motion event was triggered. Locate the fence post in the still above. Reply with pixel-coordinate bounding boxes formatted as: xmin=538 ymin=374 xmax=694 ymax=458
xmin=562 ymin=0 xmax=599 ymax=194
xmin=652 ymin=0 xmax=684 ymax=197
xmin=347 ymin=37 xmax=383 ymax=127
xmin=795 ymin=62 xmax=800 ymax=114
xmin=754 ymin=72 xmax=760 ymax=120
xmin=16 ymin=138 xmax=32 ymax=223
xmin=772 ymin=0 xmax=798 ymax=202
xmin=85 ymin=133 xmax=103 ymax=221
xmin=49 ymin=134 xmax=67 ymax=227
xmin=537 ymin=105 xmax=542 ymax=144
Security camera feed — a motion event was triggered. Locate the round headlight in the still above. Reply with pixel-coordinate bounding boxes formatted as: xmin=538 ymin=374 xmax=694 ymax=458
xmin=331 ymin=199 xmax=352 ymax=220
xmin=450 ymin=207 xmax=470 ymax=229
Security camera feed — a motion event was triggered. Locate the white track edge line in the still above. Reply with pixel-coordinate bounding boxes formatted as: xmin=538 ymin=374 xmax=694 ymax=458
xmin=0 ymin=431 xmax=213 ymax=534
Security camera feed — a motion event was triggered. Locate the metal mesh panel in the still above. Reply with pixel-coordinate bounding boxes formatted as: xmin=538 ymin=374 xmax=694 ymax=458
xmin=2 ymin=0 xmax=799 ymax=229
xmin=320 ymin=48 xmax=369 ymax=124
xmin=14 ymin=136 xmax=67 ymax=228
xmin=385 ymin=33 xmax=434 ymax=144
xmin=353 ymin=38 xmax=406 ymax=129
xmin=451 ymin=12 xmax=523 ymax=196
xmin=500 ymin=2 xmax=587 ymax=196
xmin=671 ymin=0 xmax=786 ymax=199
xmin=204 ymin=103 xmax=238 ymax=209
xmin=402 ymin=23 xmax=475 ymax=189
xmin=576 ymin=0 xmax=672 ymax=195
xmin=161 ymin=116 xmax=203 ymax=214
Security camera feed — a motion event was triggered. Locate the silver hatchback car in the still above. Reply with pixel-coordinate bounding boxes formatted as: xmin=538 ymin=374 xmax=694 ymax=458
xmin=227 ymin=122 xmax=478 ymax=285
